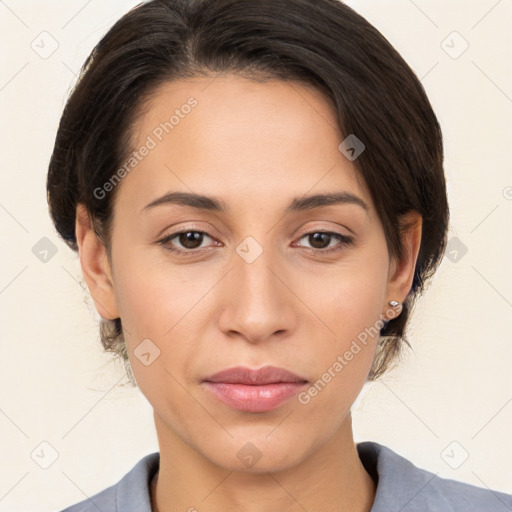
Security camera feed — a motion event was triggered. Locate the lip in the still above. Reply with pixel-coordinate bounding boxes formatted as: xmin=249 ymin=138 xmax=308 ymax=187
xmin=203 ymin=366 xmax=308 ymax=412
xmin=204 ymin=365 xmax=308 ymax=385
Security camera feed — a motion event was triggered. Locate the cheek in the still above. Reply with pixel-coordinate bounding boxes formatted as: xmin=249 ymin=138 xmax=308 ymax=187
xmin=292 ymin=248 xmax=388 ymax=409
xmin=112 ymin=255 xmax=211 ymax=436
xmin=111 ymin=249 xmax=221 ymax=380
xmin=298 ymin=244 xmax=389 ymax=348
xmin=111 ymin=243 xmax=206 ymax=336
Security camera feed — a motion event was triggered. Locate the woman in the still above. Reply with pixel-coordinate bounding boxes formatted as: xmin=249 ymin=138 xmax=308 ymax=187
xmin=47 ymin=0 xmax=512 ymax=510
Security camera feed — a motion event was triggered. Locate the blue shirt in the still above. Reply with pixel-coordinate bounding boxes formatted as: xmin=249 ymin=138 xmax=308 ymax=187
xmin=58 ymin=441 xmax=512 ymax=511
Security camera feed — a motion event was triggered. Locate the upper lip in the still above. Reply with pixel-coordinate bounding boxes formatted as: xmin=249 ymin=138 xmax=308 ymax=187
xmin=204 ymin=365 xmax=308 ymax=385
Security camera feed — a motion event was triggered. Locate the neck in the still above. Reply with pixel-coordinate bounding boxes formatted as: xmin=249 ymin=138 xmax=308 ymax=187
xmin=151 ymin=411 xmax=376 ymax=512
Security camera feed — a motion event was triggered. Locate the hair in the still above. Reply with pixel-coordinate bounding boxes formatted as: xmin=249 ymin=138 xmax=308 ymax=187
xmin=47 ymin=0 xmax=449 ymax=385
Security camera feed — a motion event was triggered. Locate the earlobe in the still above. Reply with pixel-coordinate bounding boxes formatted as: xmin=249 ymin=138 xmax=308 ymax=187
xmin=75 ymin=203 xmax=120 ymax=320
xmin=384 ymin=210 xmax=422 ymax=320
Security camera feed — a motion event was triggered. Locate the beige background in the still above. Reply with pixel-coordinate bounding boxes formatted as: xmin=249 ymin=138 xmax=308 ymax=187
xmin=0 ymin=0 xmax=511 ymax=510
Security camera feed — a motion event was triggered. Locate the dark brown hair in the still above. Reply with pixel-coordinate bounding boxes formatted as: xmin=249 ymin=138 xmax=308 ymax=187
xmin=47 ymin=0 xmax=449 ymax=384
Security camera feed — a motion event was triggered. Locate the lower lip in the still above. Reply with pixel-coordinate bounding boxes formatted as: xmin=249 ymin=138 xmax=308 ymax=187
xmin=203 ymin=382 xmax=308 ymax=412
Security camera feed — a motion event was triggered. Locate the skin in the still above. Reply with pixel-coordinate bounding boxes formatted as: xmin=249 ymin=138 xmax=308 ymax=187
xmin=75 ymin=73 xmax=422 ymax=512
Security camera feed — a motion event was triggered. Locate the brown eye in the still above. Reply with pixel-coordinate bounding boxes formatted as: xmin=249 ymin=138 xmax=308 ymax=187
xmin=308 ymin=232 xmax=332 ymax=249
xmin=295 ymin=231 xmax=354 ymax=254
xmin=176 ymin=231 xmax=205 ymax=249
xmin=157 ymin=230 xmax=216 ymax=254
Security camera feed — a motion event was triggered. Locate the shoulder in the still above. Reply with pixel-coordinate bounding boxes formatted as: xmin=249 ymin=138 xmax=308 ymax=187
xmin=57 ymin=452 xmax=160 ymax=512
xmin=357 ymin=441 xmax=512 ymax=512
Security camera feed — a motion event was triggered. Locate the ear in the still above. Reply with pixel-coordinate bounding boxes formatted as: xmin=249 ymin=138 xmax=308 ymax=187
xmin=75 ymin=203 xmax=120 ymax=320
xmin=383 ymin=210 xmax=422 ymax=321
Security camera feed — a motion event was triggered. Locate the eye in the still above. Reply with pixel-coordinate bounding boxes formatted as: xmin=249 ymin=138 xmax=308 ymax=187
xmin=294 ymin=230 xmax=354 ymax=254
xmin=157 ymin=229 xmax=218 ymax=255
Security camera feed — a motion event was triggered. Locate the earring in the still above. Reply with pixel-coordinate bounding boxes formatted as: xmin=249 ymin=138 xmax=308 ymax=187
xmin=385 ymin=300 xmax=402 ymax=323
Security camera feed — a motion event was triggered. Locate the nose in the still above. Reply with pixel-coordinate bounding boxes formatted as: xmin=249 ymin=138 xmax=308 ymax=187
xmin=217 ymin=241 xmax=298 ymax=344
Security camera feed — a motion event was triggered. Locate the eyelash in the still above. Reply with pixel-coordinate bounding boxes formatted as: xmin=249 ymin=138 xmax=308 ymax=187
xmin=156 ymin=228 xmax=354 ymax=256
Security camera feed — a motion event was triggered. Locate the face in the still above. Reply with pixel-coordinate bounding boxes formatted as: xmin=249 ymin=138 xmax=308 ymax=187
xmin=77 ymin=73 xmax=421 ymax=472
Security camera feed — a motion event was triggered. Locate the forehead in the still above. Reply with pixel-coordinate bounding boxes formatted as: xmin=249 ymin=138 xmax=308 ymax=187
xmin=118 ymin=74 xmax=372 ymax=216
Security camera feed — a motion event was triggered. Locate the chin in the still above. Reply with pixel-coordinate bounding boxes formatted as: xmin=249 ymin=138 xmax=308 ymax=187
xmin=201 ymin=433 xmax=315 ymax=474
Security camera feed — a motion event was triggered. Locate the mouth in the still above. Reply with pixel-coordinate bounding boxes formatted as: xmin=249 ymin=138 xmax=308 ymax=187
xmin=202 ymin=365 xmax=309 ymax=412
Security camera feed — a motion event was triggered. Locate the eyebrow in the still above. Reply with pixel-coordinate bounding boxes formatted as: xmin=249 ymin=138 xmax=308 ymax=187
xmin=141 ymin=190 xmax=369 ymax=215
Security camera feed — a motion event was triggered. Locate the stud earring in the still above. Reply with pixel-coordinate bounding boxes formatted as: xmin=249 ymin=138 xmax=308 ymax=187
xmin=389 ymin=300 xmax=401 ymax=307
